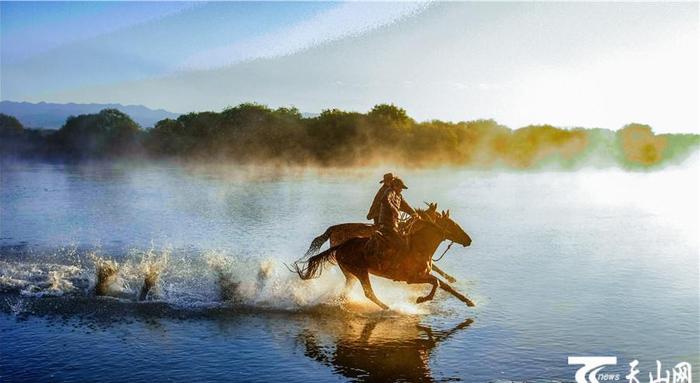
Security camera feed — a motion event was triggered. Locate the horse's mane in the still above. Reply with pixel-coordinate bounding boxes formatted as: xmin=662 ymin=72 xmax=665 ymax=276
xmin=415 ymin=202 xmax=439 ymax=222
xmin=400 ymin=203 xmax=440 ymax=236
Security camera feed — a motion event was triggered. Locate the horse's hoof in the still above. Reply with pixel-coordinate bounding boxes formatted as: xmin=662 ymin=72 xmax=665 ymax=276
xmin=416 ymin=297 xmax=428 ymax=304
xmin=466 ymin=300 xmax=475 ymax=307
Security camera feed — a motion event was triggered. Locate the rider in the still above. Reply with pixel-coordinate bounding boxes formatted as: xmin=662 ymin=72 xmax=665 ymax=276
xmin=377 ymin=177 xmax=418 ymax=253
xmin=367 ymin=172 xmax=394 ymax=225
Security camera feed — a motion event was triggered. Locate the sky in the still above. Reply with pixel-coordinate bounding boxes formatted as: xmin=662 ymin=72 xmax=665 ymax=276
xmin=1 ymin=1 xmax=698 ymax=133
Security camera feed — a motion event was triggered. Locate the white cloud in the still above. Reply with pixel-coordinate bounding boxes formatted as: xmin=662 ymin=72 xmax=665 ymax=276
xmin=177 ymin=2 xmax=430 ymax=71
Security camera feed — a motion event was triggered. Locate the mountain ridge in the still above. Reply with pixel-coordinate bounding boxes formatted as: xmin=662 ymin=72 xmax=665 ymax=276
xmin=0 ymin=100 xmax=181 ymax=129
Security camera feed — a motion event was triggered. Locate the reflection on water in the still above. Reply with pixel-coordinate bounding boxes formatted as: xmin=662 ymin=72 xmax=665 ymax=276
xmin=298 ymin=315 xmax=473 ymax=382
xmin=1 ymin=294 xmax=472 ymax=383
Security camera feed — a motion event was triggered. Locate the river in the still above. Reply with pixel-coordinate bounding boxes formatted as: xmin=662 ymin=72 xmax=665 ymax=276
xmin=1 ymin=160 xmax=698 ymax=382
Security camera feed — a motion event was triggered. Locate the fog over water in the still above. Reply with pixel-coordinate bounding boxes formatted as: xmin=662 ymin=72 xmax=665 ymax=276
xmin=1 ymin=159 xmax=698 ymax=382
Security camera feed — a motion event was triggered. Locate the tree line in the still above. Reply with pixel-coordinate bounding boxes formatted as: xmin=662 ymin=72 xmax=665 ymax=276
xmin=1 ymin=103 xmax=698 ymax=169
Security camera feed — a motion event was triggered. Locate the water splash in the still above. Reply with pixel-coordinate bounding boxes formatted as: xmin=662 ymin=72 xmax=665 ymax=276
xmin=5 ymin=298 xmax=27 ymax=316
xmin=120 ymin=247 xmax=170 ymax=300
xmin=0 ymin=257 xmax=85 ymax=297
xmin=205 ymin=252 xmax=243 ymax=303
xmin=45 ymin=270 xmax=75 ymax=295
xmin=91 ymin=254 xmax=122 ymax=296
xmin=0 ymin=246 xmax=439 ymax=315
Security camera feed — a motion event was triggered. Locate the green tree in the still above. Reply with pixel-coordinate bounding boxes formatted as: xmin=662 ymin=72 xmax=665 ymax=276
xmin=0 ymin=113 xmax=24 ymax=137
xmin=56 ymin=109 xmax=141 ymax=157
xmin=306 ymin=109 xmax=365 ymax=164
xmin=366 ymin=104 xmax=413 ymax=150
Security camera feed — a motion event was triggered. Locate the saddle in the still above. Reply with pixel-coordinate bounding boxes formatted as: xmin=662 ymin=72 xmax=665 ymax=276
xmin=365 ymin=232 xmax=396 ymax=272
xmin=365 ymin=214 xmax=419 ymax=271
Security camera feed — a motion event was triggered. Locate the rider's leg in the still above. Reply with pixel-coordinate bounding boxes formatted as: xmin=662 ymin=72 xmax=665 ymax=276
xmin=383 ymin=228 xmax=407 ymax=253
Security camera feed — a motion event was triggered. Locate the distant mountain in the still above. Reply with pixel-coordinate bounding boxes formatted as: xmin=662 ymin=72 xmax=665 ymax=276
xmin=0 ymin=101 xmax=180 ymax=129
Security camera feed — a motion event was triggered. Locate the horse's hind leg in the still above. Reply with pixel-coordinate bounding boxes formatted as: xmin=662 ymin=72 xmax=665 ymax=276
xmin=339 ymin=265 xmax=356 ymax=299
xmin=355 ymin=270 xmax=389 ymax=310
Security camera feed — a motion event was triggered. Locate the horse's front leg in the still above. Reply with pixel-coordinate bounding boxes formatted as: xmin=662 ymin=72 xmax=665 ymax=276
xmin=408 ymin=275 xmax=439 ymax=304
xmin=432 ymin=265 xmax=456 ymax=283
xmin=417 ymin=277 xmax=439 ymax=304
xmin=434 ymin=276 xmax=476 ymax=307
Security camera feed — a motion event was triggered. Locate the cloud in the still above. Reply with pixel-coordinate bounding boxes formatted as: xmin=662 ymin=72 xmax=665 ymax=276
xmin=177 ymin=2 xmax=431 ymax=71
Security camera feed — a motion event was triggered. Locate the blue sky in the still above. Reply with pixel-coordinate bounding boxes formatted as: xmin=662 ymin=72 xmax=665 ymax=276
xmin=1 ymin=1 xmax=697 ymax=133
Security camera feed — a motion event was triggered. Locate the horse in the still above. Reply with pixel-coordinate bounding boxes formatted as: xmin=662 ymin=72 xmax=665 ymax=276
xmin=303 ymin=203 xmax=458 ymax=283
xmin=293 ymin=207 xmax=475 ymax=309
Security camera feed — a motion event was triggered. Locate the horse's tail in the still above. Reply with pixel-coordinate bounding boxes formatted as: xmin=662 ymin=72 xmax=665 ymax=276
xmin=294 ymin=244 xmax=341 ymax=280
xmin=304 ymin=227 xmax=333 ymax=258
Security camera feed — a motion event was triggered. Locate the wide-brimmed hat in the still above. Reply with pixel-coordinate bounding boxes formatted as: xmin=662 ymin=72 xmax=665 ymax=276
xmin=379 ymin=172 xmax=394 ymax=184
xmin=391 ymin=177 xmax=408 ymax=189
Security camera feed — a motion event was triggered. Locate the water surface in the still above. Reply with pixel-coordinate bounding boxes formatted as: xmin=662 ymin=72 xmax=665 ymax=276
xmin=1 ymin=161 xmax=698 ymax=382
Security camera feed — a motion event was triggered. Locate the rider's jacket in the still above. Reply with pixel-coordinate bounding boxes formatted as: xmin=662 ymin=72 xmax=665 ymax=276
xmin=367 ymin=184 xmax=390 ymax=221
xmin=378 ymin=189 xmax=416 ymax=231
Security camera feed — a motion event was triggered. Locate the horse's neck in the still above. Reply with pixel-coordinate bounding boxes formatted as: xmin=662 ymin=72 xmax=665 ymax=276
xmin=409 ymin=224 xmax=444 ymax=260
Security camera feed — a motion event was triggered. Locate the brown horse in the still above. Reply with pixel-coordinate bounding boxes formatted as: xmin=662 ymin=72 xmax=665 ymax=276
xmin=293 ymin=207 xmax=475 ymax=309
xmin=303 ymin=203 xmax=458 ymax=283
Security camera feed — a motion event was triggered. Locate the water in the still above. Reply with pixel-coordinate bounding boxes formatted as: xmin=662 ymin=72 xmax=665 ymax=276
xmin=1 ymin=160 xmax=698 ymax=382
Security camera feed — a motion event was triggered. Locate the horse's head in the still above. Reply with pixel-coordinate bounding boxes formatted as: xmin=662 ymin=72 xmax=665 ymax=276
xmin=416 ymin=202 xmax=471 ymax=247
xmin=434 ymin=208 xmax=472 ymax=247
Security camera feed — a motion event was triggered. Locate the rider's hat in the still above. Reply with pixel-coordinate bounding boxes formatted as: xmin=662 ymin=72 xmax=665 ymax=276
xmin=379 ymin=172 xmax=394 ymax=184
xmin=391 ymin=177 xmax=408 ymax=189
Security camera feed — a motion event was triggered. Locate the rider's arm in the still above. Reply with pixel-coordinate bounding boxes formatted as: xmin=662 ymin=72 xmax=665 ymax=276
xmin=382 ymin=190 xmax=401 ymax=217
xmin=400 ymin=198 xmax=417 ymax=216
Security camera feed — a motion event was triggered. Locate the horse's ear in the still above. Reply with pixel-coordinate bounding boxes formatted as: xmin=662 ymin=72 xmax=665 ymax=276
xmin=441 ymin=210 xmax=445 ymax=216
xmin=446 ymin=209 xmax=450 ymax=217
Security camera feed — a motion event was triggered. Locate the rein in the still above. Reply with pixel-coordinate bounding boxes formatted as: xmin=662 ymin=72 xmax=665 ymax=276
xmin=433 ymin=240 xmax=454 ymax=262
